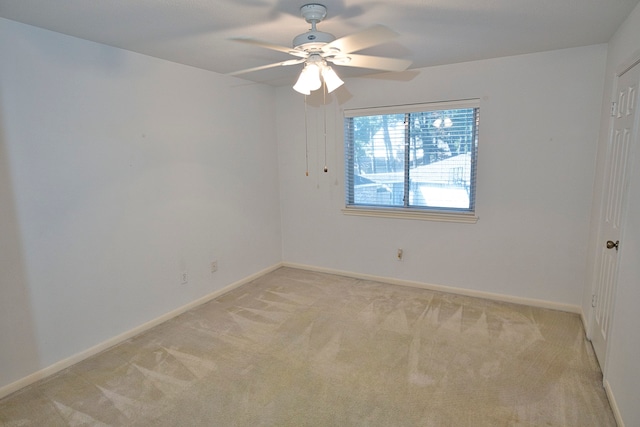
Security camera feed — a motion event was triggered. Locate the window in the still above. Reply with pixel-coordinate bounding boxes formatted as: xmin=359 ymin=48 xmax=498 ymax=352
xmin=344 ymin=100 xmax=479 ymax=222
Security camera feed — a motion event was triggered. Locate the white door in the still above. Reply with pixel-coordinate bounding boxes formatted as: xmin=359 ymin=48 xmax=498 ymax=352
xmin=591 ymin=60 xmax=640 ymax=366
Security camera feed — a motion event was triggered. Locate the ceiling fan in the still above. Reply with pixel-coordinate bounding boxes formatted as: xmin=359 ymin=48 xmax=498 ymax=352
xmin=229 ymin=3 xmax=412 ymax=94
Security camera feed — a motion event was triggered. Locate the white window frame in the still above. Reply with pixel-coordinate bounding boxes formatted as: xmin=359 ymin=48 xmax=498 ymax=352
xmin=343 ymin=99 xmax=479 ymax=223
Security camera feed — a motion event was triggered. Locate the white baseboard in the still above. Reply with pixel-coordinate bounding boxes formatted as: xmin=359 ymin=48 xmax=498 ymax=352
xmin=604 ymin=379 xmax=625 ymax=427
xmin=580 ymin=310 xmax=590 ymax=337
xmin=283 ymin=262 xmax=582 ymax=314
xmin=0 ymin=263 xmax=283 ymax=400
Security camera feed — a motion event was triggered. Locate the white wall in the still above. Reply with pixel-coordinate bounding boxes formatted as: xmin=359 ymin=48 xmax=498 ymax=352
xmin=277 ymin=45 xmax=607 ymax=307
xmin=587 ymin=3 xmax=640 ymax=425
xmin=0 ymin=18 xmax=282 ymax=390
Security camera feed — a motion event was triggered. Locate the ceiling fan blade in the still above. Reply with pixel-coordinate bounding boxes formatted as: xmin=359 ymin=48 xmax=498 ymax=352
xmin=322 ymin=25 xmax=399 ymax=55
xmin=228 ymin=58 xmax=305 ymax=76
xmin=329 ymin=54 xmax=411 ymax=72
xmin=230 ymin=37 xmax=307 ymax=58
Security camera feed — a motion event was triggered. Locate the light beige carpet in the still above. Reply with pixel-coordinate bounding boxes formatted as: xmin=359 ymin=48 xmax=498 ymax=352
xmin=0 ymin=267 xmax=616 ymax=426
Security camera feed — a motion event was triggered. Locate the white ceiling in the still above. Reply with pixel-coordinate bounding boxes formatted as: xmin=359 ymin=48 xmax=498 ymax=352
xmin=1 ymin=0 xmax=638 ymax=87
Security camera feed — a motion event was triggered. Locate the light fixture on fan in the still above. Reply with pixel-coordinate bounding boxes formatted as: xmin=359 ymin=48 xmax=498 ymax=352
xmin=293 ymin=54 xmax=344 ymax=95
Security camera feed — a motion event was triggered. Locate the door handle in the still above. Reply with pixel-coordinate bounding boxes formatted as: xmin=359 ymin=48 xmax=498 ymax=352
xmin=606 ymin=240 xmax=619 ymax=250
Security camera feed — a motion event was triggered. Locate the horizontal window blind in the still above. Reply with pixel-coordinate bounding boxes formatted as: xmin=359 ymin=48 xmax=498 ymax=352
xmin=344 ymin=100 xmax=479 ymax=215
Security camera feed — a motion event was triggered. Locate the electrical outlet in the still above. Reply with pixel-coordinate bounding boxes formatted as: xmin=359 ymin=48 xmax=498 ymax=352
xmin=181 ymin=271 xmax=188 ymax=284
xmin=397 ymin=248 xmax=404 ymax=261
xmin=211 ymin=260 xmax=218 ymax=273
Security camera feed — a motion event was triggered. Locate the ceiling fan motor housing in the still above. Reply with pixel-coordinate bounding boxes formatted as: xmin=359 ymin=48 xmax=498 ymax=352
xmin=293 ymin=30 xmax=335 ymax=51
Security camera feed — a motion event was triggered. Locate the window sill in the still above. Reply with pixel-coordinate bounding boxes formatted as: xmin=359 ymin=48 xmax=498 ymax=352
xmin=342 ymin=206 xmax=479 ymax=223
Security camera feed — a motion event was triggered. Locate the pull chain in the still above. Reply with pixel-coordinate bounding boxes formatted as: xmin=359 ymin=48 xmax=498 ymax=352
xmin=304 ymin=94 xmax=309 ymax=176
xmin=323 ymin=81 xmax=328 ymax=173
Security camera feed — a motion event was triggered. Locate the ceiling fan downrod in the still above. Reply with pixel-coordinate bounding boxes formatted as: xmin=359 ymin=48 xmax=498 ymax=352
xmin=293 ymin=4 xmax=335 ymax=50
